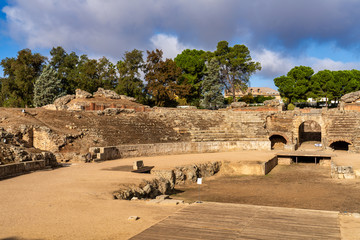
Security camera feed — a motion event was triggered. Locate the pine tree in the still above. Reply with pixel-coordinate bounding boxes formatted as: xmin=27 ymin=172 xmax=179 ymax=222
xmin=33 ymin=65 xmax=65 ymax=107
xmin=200 ymin=58 xmax=224 ymax=109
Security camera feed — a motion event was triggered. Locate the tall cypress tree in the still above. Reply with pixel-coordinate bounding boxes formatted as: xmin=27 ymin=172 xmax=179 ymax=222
xmin=200 ymin=58 xmax=224 ymax=109
xmin=33 ymin=65 xmax=65 ymax=107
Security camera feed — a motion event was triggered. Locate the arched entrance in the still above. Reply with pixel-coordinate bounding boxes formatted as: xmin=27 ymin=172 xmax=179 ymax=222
xmin=298 ymin=120 xmax=321 ymax=147
xmin=330 ymin=141 xmax=350 ymax=151
xmin=269 ymin=135 xmax=287 ymax=150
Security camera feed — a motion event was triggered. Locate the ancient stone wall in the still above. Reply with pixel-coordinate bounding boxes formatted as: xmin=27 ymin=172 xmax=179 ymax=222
xmin=89 ymin=140 xmax=271 ymax=161
xmin=265 ymin=109 xmax=360 ymax=151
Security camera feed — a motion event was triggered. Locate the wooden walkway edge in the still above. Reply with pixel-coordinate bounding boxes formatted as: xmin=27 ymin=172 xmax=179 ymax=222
xmin=131 ymin=202 xmax=341 ymax=240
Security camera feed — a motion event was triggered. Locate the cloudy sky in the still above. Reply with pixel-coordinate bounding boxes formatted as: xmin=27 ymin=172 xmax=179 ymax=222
xmin=1 ymin=0 xmax=360 ymax=89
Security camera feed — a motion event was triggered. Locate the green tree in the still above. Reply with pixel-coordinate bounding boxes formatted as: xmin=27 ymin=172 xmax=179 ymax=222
xmin=116 ymin=49 xmax=145 ymax=102
xmin=144 ymin=49 xmax=190 ymax=107
xmin=49 ymin=47 xmax=80 ymax=94
xmin=76 ymin=55 xmax=100 ymax=93
xmin=33 ymin=65 xmax=65 ymax=107
xmin=274 ymin=66 xmax=314 ymax=103
xmin=240 ymin=93 xmax=255 ymax=104
xmin=50 ymin=47 xmax=118 ymax=94
xmin=309 ymin=70 xmax=334 ymax=101
xmin=333 ymin=70 xmax=360 ymax=96
xmin=214 ymin=41 xmax=261 ymax=102
xmin=200 ymin=58 xmax=224 ymax=109
xmin=0 ymin=49 xmax=46 ymax=107
xmin=175 ymin=49 xmax=206 ymax=106
xmin=97 ymin=57 xmax=117 ymax=90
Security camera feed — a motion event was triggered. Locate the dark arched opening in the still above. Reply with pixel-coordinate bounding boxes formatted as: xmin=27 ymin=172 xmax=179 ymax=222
xmin=270 ymin=135 xmax=287 ymax=150
xmin=299 ymin=121 xmax=321 ymax=146
xmin=330 ymin=141 xmax=350 ymax=151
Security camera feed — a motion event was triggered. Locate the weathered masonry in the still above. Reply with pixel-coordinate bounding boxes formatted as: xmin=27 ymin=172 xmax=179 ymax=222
xmin=266 ymin=109 xmax=360 ymax=152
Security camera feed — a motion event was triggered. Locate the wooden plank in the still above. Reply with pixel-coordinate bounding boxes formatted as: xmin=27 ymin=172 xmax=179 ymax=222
xmin=130 ymin=202 xmax=341 ymax=240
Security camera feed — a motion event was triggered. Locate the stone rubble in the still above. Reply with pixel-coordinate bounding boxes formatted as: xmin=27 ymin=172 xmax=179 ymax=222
xmin=113 ymin=161 xmax=222 ymax=200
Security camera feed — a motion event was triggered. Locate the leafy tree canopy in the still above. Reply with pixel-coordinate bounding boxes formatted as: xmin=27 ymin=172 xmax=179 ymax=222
xmin=175 ymin=49 xmax=207 ymax=106
xmin=144 ymin=49 xmax=190 ymax=107
xmin=0 ymin=49 xmax=46 ymax=107
xmin=116 ymin=49 xmax=145 ymax=102
xmin=274 ymin=66 xmax=314 ymax=103
xmin=213 ymin=41 xmax=261 ymax=102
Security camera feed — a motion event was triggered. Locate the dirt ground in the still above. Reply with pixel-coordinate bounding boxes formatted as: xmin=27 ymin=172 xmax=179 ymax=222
xmin=172 ymin=164 xmax=360 ymax=213
xmin=1 ymin=150 xmax=360 ymax=239
xmin=0 ymin=151 xmax=272 ymax=240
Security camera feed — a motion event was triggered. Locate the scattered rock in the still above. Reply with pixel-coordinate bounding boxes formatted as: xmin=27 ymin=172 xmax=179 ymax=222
xmin=230 ymin=101 xmax=247 ymax=108
xmin=264 ymin=99 xmax=281 ymax=107
xmin=128 ymin=216 xmax=139 ymax=221
xmin=93 ymin=88 xmax=120 ymax=99
xmin=340 ymin=91 xmax=360 ymax=103
xmin=75 ymin=89 xmax=92 ymax=99
xmin=53 ymin=95 xmax=76 ymax=110
xmin=120 ymin=95 xmax=137 ymax=102
xmin=113 ymin=161 xmax=221 ymax=200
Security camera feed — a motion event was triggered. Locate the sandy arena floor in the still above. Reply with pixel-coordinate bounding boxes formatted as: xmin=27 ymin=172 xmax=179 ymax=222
xmin=1 ymin=150 xmax=360 ymax=239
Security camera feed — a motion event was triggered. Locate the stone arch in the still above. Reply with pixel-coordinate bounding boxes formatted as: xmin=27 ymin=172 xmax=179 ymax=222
xmin=329 ymin=140 xmax=351 ymax=151
xmin=298 ymin=120 xmax=321 ymax=145
xmin=269 ymin=134 xmax=287 ymax=150
xmin=293 ymin=115 xmax=325 ymax=148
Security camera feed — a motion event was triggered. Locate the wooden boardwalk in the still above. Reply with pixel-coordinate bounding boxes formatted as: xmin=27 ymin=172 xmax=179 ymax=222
xmin=131 ymin=202 xmax=341 ymax=240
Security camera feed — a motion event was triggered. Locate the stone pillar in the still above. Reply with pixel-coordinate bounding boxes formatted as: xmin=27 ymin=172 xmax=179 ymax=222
xmin=90 ymin=102 xmax=95 ymax=111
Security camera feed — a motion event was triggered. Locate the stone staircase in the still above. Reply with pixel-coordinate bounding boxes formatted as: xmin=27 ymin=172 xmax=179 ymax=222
xmin=327 ymin=113 xmax=360 ymax=141
xmin=189 ymin=113 xmax=268 ymax=142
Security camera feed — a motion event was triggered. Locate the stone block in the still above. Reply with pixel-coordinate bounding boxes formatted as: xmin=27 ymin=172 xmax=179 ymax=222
xmin=128 ymin=216 xmax=139 ymax=221
xmin=344 ymin=173 xmax=356 ymax=179
xmin=319 ymin=159 xmax=331 ymax=166
xmin=278 ymin=157 xmax=292 ymax=165
xmin=337 ymin=174 xmax=344 ymax=179
xmin=133 ymin=160 xmax=144 ymax=170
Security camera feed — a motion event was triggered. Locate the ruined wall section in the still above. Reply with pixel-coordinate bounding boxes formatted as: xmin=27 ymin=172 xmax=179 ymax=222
xmin=265 ymin=112 xmax=295 ymax=144
xmin=324 ymin=110 xmax=360 ymax=151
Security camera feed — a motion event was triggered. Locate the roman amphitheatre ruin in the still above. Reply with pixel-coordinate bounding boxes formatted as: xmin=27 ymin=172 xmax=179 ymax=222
xmin=2 ymin=88 xmax=360 ymax=239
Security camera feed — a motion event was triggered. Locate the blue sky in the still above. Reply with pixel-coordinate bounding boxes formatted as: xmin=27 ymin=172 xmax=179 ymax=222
xmin=1 ymin=0 xmax=360 ymax=90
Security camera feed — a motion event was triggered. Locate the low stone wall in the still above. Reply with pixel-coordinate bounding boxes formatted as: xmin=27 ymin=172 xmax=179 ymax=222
xmin=0 ymin=160 xmax=46 ymax=179
xmin=218 ymin=157 xmax=277 ymax=176
xmin=113 ymin=161 xmax=222 ymax=200
xmin=331 ymin=162 xmax=356 ymax=179
xmin=90 ymin=141 xmax=271 ymax=161
xmin=0 ymin=151 xmax=58 ymax=179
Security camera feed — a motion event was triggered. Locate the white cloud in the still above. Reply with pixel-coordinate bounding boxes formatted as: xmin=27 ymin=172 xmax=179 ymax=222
xmin=309 ymin=58 xmax=360 ymax=72
xmin=253 ymin=49 xmax=294 ymax=77
xmin=149 ymin=33 xmax=192 ymax=59
xmin=253 ymin=48 xmax=360 ymax=79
